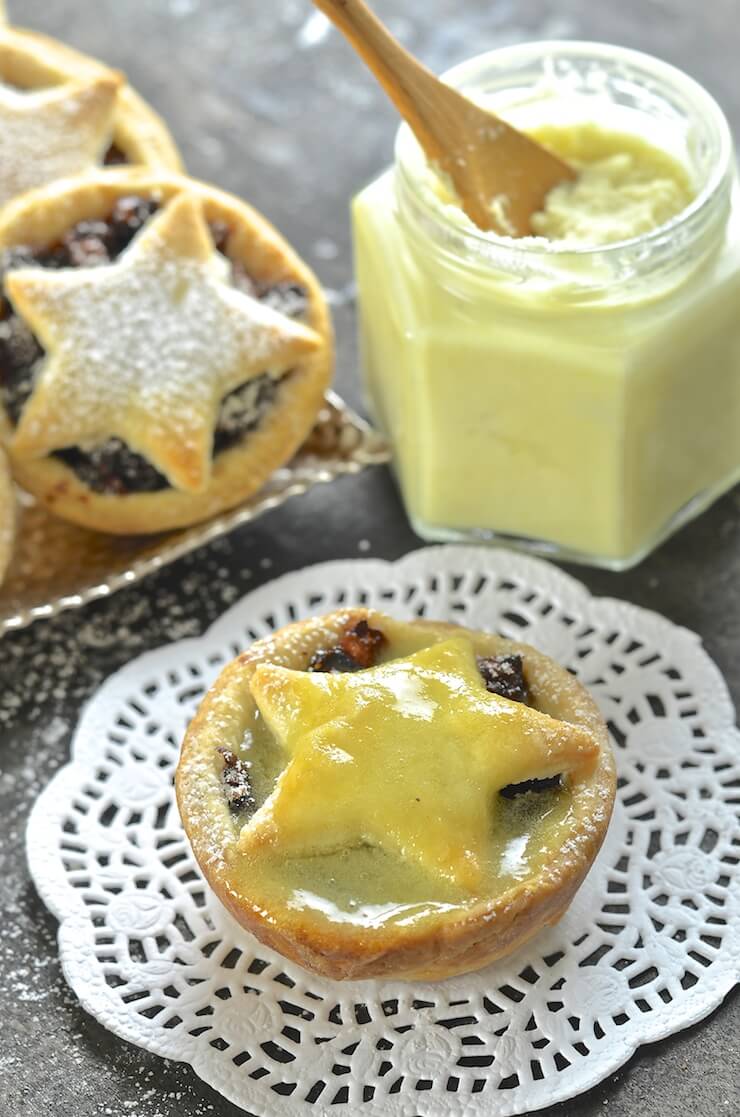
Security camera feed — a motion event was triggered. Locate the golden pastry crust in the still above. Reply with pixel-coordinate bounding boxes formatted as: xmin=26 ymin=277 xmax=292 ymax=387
xmin=0 ymin=26 xmax=181 ymax=172
xmin=176 ymin=609 xmax=617 ymax=981
xmin=0 ymin=444 xmax=15 ymax=585
xmin=0 ymin=170 xmax=334 ymax=534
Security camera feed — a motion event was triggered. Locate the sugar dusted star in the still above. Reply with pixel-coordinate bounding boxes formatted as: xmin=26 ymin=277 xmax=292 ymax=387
xmin=0 ymin=76 xmax=119 ymax=207
xmin=7 ymin=192 xmax=322 ymax=492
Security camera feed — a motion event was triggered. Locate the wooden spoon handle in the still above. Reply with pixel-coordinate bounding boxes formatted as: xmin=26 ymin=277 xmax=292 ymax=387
xmin=312 ymin=0 xmax=453 ymax=166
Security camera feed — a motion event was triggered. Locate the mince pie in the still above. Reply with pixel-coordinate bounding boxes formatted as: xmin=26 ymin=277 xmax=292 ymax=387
xmin=0 ymin=170 xmax=333 ymax=533
xmin=0 ymin=444 xmax=14 ymax=585
xmin=0 ymin=25 xmax=181 ymax=212
xmin=177 ymin=610 xmax=616 ymax=981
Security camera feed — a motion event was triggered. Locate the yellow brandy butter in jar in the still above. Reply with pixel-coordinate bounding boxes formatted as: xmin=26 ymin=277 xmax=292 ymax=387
xmin=352 ymin=43 xmax=740 ymax=569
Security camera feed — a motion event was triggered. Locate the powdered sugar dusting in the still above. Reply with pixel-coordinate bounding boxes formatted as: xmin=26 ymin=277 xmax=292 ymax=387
xmin=0 ymin=79 xmax=117 ymax=207
xmin=1 ymin=535 xmax=260 ymax=1114
xmin=10 ymin=195 xmax=320 ymax=489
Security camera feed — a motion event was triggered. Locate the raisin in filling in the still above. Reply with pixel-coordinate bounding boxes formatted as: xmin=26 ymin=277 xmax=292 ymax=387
xmin=218 ymin=746 xmax=255 ymax=813
xmin=0 ymin=195 xmax=311 ymax=495
xmin=477 ymin=653 xmax=530 ymax=704
xmin=103 ymin=143 xmax=129 ymax=166
xmin=309 ymin=619 xmax=387 ymax=673
xmin=309 ymin=630 xmax=561 ymax=799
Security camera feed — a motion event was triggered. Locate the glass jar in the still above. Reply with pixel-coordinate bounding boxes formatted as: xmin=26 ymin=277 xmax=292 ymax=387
xmin=352 ymin=41 xmax=740 ymax=569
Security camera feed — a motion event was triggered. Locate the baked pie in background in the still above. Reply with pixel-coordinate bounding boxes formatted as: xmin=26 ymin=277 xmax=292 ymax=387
xmin=177 ymin=610 xmax=617 ymax=981
xmin=0 ymin=23 xmax=181 ymax=211
xmin=0 ymin=18 xmax=338 ymax=542
xmin=0 ymin=170 xmax=333 ymax=534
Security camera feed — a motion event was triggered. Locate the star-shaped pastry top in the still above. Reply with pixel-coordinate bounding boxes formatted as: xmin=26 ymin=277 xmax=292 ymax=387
xmin=0 ymin=76 xmax=120 ymax=207
xmin=240 ymin=637 xmax=600 ymax=892
xmin=7 ymin=193 xmax=322 ymax=492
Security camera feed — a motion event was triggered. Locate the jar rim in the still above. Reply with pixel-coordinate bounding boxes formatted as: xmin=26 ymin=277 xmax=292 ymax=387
xmin=394 ymin=39 xmax=734 ymax=262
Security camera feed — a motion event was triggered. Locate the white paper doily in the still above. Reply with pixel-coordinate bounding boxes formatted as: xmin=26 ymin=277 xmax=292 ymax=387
xmin=27 ymin=546 xmax=740 ymax=1116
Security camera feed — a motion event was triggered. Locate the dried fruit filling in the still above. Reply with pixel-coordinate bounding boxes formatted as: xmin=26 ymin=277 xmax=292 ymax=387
xmin=0 ymin=195 xmax=310 ymax=494
xmin=103 ymin=144 xmax=129 ymax=166
xmin=308 ymin=619 xmax=387 ymax=673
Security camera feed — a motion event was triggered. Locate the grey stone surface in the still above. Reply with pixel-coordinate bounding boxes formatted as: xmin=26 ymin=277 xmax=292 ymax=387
xmin=1 ymin=1 xmax=738 ymax=1115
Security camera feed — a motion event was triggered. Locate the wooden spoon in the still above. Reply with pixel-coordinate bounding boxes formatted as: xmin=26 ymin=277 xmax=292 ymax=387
xmin=313 ymin=0 xmax=576 ymax=236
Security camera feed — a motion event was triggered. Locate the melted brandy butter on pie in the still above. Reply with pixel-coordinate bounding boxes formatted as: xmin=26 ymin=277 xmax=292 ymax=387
xmin=229 ymin=636 xmax=599 ymax=928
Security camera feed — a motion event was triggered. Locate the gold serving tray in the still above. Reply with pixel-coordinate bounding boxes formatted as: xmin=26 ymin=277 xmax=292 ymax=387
xmin=0 ymin=392 xmax=389 ymax=635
